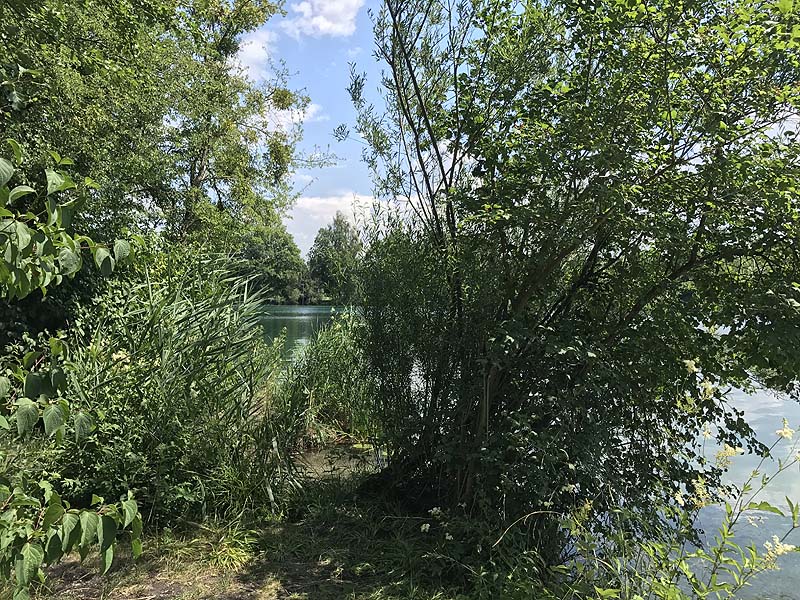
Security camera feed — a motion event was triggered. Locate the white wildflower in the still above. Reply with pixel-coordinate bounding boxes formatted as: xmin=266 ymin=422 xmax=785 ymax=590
xmin=700 ymin=380 xmax=716 ymax=399
xmin=776 ymin=418 xmax=795 ymax=440
xmin=445 ymin=533 xmax=453 ymax=541
xmin=428 ymin=506 xmax=442 ymax=518
xmin=560 ymin=483 xmax=577 ymax=493
xmin=683 ymin=358 xmax=699 ymax=374
xmin=420 ymin=523 xmax=430 ymax=533
xmin=764 ymin=535 xmax=796 ymax=560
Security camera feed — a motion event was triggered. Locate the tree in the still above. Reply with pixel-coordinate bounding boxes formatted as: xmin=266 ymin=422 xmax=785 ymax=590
xmin=352 ymin=0 xmax=800 ymax=554
xmin=0 ymin=0 xmax=308 ymax=242
xmin=308 ymin=212 xmax=362 ymax=304
xmin=239 ymin=219 xmax=309 ymax=304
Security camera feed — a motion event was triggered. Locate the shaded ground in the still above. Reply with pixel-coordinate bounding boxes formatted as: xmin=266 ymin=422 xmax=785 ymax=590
xmin=27 ymin=449 xmax=468 ymax=600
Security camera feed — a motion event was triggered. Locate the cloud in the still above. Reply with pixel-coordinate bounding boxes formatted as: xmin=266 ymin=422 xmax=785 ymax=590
xmin=281 ymin=0 xmax=365 ymax=38
xmin=304 ymin=103 xmax=330 ymax=123
xmin=346 ymin=46 xmax=362 ymax=58
xmin=270 ymin=102 xmax=329 ymax=133
xmin=236 ymin=27 xmax=276 ymax=80
xmin=285 ymin=192 xmax=373 ymax=255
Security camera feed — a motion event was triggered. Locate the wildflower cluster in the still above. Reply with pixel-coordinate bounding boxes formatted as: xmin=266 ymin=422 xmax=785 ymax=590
xmin=763 ymin=535 xmax=797 ymax=569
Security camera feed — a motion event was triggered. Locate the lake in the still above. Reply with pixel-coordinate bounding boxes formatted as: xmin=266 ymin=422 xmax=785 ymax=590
xmin=261 ymin=304 xmax=337 ymax=357
xmin=261 ymin=305 xmax=800 ymax=597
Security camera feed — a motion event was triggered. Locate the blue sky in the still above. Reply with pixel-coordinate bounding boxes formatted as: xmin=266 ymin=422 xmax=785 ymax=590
xmin=237 ymin=0 xmax=381 ymax=255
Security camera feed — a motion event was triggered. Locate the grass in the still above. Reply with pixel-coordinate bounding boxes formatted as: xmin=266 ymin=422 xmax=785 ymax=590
xmin=21 ymin=448 xmax=470 ymax=600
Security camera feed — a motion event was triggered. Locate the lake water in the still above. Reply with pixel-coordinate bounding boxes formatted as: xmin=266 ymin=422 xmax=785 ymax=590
xmin=260 ymin=305 xmax=337 ymax=357
xmin=261 ymin=306 xmax=800 ymax=596
xmin=699 ymin=388 xmax=800 ymax=599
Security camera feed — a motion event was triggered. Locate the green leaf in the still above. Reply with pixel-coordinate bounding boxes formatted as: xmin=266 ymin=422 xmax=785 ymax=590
xmin=78 ymin=511 xmax=98 ymax=559
xmin=42 ymin=502 xmax=65 ymax=530
xmin=44 ymin=531 xmax=62 ymax=564
xmin=14 ymin=221 xmax=31 ymax=252
xmin=99 ymin=544 xmax=114 ymax=574
xmin=13 ymin=588 xmax=30 ymax=600
xmin=23 ymin=372 xmax=44 ymax=399
xmin=8 ymin=185 xmax=35 ymax=203
xmin=131 ymin=538 xmax=143 ymax=559
xmin=45 ymin=169 xmax=64 ymax=196
xmin=0 ymin=415 xmax=9 ymax=430
xmin=0 ymin=158 xmax=13 ymax=188
xmin=74 ymin=411 xmax=94 ymax=442
xmin=777 ymin=0 xmax=794 ymax=14
xmin=93 ymin=247 xmax=115 ymax=276
xmin=98 ymin=515 xmax=117 ymax=552
xmin=122 ymin=499 xmax=138 ymax=528
xmin=60 ymin=512 xmax=81 ymax=553
xmin=15 ymin=398 xmax=39 ymax=436
xmin=42 ymin=404 xmax=66 ymax=437
xmin=746 ymin=501 xmax=785 ymax=516
xmin=58 ymin=247 xmax=82 ymax=277
xmin=6 ymin=139 xmax=22 ymax=165
xmin=0 ymin=375 xmax=10 ymax=398
xmin=16 ymin=543 xmax=44 ymax=586
xmin=113 ymin=239 xmax=130 ymax=263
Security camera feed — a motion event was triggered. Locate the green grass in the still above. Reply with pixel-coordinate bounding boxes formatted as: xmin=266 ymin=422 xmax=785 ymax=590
xmin=21 ymin=464 xmax=471 ymax=600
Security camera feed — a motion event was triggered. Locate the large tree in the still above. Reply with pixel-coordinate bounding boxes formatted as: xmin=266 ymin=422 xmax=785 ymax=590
xmin=308 ymin=212 xmax=362 ymax=304
xmin=352 ymin=0 xmax=800 ymax=552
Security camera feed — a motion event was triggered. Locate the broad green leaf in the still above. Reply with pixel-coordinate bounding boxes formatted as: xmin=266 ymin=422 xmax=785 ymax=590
xmin=16 ymin=543 xmax=43 ymax=586
xmin=14 ymin=221 xmax=31 ymax=252
xmin=93 ymin=247 xmax=114 ymax=276
xmin=78 ymin=511 xmax=98 ymax=559
xmin=42 ymin=502 xmax=65 ymax=530
xmin=45 ymin=169 xmax=64 ymax=196
xmin=60 ymin=513 xmax=81 ymax=553
xmin=14 ymin=398 xmax=38 ymax=436
xmin=0 ymin=415 xmax=9 ymax=430
xmin=777 ymin=0 xmax=794 ymax=14
xmin=0 ymin=376 xmax=10 ymax=398
xmin=12 ymin=588 xmax=30 ymax=600
xmin=122 ymin=499 xmax=138 ymax=528
xmin=23 ymin=372 xmax=44 ymax=399
xmin=58 ymin=247 xmax=81 ymax=277
xmin=113 ymin=239 xmax=131 ymax=262
xmin=44 ymin=531 xmax=62 ymax=564
xmin=74 ymin=411 xmax=94 ymax=442
xmin=99 ymin=545 xmax=114 ymax=574
xmin=8 ymin=185 xmax=35 ymax=203
xmin=98 ymin=515 xmax=117 ymax=552
xmin=131 ymin=538 xmax=143 ymax=559
xmin=42 ymin=404 xmax=66 ymax=437
xmin=0 ymin=158 xmax=13 ymax=188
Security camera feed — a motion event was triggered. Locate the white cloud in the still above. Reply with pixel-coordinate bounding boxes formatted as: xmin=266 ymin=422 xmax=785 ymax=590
xmin=281 ymin=0 xmax=365 ymax=38
xmin=270 ymin=102 xmax=329 ymax=133
xmin=304 ymin=103 xmax=330 ymax=123
xmin=346 ymin=46 xmax=362 ymax=58
xmin=237 ymin=27 xmax=276 ymax=80
xmin=285 ymin=192 xmax=373 ymax=255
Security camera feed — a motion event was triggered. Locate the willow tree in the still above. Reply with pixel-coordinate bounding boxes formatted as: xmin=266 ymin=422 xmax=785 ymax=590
xmin=353 ymin=0 xmax=800 ymax=549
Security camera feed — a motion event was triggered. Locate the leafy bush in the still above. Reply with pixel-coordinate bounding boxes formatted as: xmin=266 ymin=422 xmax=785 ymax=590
xmin=29 ymin=250 xmax=303 ymax=523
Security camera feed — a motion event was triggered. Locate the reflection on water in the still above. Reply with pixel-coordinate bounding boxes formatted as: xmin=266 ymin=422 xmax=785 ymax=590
xmin=261 ymin=306 xmax=800 ymax=595
xmin=699 ymin=388 xmax=800 ymax=598
xmin=261 ymin=305 xmax=336 ymax=357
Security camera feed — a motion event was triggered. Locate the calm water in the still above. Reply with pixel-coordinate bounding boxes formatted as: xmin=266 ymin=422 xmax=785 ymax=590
xmin=261 ymin=304 xmax=337 ymax=357
xmin=699 ymin=389 xmax=800 ymax=599
xmin=261 ymin=306 xmax=800 ymax=596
